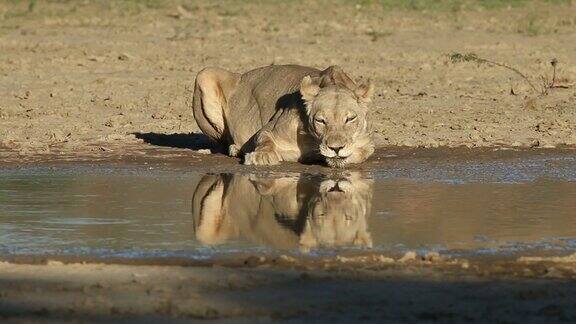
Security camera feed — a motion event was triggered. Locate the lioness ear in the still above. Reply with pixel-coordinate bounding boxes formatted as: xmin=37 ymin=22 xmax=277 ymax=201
xmin=354 ymin=80 xmax=374 ymax=103
xmin=300 ymin=75 xmax=320 ymax=101
xmin=320 ymin=65 xmax=357 ymax=90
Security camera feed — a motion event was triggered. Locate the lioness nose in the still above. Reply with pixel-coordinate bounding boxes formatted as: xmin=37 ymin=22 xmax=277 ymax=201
xmin=328 ymin=145 xmax=344 ymax=154
xmin=328 ymin=183 xmax=344 ymax=192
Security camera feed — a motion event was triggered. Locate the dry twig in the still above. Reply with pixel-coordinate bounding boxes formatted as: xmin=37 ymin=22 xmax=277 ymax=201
xmin=449 ymin=52 xmax=568 ymax=96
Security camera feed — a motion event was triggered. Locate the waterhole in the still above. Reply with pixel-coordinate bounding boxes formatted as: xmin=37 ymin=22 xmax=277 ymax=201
xmin=1 ymin=154 xmax=575 ymax=259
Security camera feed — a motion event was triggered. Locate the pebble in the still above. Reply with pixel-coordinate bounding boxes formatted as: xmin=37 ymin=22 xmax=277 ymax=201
xmin=399 ymin=251 xmax=417 ymax=263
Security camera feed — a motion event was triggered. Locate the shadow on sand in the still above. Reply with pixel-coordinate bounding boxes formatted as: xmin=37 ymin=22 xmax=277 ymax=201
xmin=133 ymin=132 xmax=219 ymax=152
xmin=0 ymin=270 xmax=574 ymax=322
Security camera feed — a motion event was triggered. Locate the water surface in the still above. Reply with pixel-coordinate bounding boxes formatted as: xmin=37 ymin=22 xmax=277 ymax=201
xmin=1 ymin=154 xmax=575 ymax=259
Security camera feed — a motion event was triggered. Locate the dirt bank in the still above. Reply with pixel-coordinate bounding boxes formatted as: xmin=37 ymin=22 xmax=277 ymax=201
xmin=1 ymin=1 xmax=575 ymax=160
xmin=1 ymin=253 xmax=576 ymax=322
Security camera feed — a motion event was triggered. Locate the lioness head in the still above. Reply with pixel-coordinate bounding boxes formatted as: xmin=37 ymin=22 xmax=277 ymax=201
xmin=300 ymin=66 xmax=375 ymax=168
xmin=299 ymin=173 xmax=373 ymax=252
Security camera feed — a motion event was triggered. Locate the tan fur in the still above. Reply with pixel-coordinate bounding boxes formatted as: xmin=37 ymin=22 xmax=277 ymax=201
xmin=191 ymin=173 xmax=373 ymax=251
xmin=192 ymin=65 xmax=375 ymax=167
xmin=299 ymin=172 xmax=373 ymax=251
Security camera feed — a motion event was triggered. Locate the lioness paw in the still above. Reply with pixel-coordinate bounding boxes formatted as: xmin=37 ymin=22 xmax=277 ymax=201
xmin=244 ymin=150 xmax=281 ymax=166
xmin=349 ymin=145 xmax=374 ymax=164
xmin=228 ymin=144 xmax=240 ymax=157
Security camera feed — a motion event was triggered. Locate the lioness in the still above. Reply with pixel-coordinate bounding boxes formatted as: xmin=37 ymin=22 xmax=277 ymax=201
xmin=191 ymin=173 xmax=373 ymax=251
xmin=192 ymin=65 xmax=375 ymax=167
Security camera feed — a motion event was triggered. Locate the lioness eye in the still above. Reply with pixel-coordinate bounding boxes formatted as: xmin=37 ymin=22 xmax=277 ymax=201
xmin=346 ymin=115 xmax=357 ymax=123
xmin=315 ymin=117 xmax=326 ymax=125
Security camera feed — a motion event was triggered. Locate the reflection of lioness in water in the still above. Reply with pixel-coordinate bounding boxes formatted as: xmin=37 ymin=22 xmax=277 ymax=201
xmin=192 ymin=65 xmax=375 ymax=167
xmin=191 ymin=173 xmax=373 ymax=251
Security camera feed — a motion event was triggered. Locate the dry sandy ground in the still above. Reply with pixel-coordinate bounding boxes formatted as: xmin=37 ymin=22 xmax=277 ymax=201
xmin=1 ymin=253 xmax=576 ymax=322
xmin=1 ymin=1 xmax=576 ymax=160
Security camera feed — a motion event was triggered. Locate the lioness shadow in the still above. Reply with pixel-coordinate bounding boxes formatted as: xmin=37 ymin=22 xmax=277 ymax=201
xmin=133 ymin=132 xmax=218 ymax=152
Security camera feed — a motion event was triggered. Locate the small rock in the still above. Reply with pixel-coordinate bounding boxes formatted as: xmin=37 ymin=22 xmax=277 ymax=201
xmin=336 ymin=256 xmax=351 ymax=263
xmin=375 ymin=255 xmax=395 ymax=263
xmin=87 ymin=55 xmax=106 ymax=62
xmin=419 ymin=63 xmax=432 ymax=71
xmin=118 ymin=53 xmax=133 ymax=61
xmin=243 ymin=256 xmax=260 ymax=267
xmin=398 ymin=251 xmax=417 ymax=263
xmin=46 ymin=260 xmax=64 ymax=266
xmin=279 ymin=255 xmax=296 ymax=263
xmin=424 ymin=252 xmax=442 ymax=262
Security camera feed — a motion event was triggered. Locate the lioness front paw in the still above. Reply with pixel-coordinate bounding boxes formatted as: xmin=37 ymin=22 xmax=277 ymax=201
xmin=228 ymin=144 xmax=240 ymax=157
xmin=244 ymin=150 xmax=281 ymax=165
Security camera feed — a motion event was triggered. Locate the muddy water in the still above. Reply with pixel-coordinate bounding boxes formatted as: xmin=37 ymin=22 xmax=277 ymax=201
xmin=1 ymin=154 xmax=576 ymax=259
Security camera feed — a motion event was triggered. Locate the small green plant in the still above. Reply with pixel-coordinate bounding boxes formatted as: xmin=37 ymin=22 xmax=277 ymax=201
xmin=28 ymin=0 xmax=36 ymax=12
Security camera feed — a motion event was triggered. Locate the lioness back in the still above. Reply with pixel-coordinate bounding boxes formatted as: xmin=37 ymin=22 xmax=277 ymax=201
xmin=226 ymin=65 xmax=320 ymax=146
